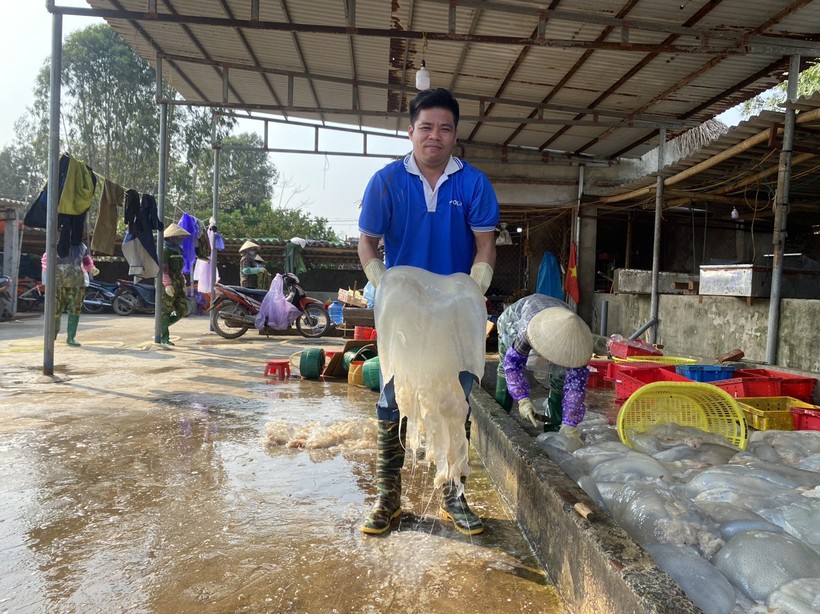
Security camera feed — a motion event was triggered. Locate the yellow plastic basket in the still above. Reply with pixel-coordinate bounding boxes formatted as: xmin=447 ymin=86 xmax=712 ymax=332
xmin=736 ymin=396 xmax=820 ymax=431
xmin=612 ymin=355 xmax=699 ymax=365
xmin=617 ymin=382 xmax=748 ymax=450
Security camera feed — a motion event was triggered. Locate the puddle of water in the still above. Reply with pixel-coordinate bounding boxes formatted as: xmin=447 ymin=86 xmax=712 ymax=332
xmin=0 ymin=380 xmax=564 ymax=613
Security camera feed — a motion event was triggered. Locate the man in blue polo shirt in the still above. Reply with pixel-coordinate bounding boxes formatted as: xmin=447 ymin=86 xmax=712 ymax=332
xmin=357 ymin=88 xmax=499 ymax=536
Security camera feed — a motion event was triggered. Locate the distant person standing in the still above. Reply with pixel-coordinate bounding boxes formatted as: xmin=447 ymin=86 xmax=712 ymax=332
xmin=160 ymin=223 xmax=191 ymax=347
xmin=239 ymin=241 xmax=265 ymax=289
xmin=42 ymin=243 xmax=98 ymax=347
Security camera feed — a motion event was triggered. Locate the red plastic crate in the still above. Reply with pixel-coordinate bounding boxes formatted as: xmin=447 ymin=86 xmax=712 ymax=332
xmin=792 ymin=407 xmax=820 ymax=431
xmin=735 ymin=369 xmax=816 ymax=403
xmin=713 ymin=376 xmax=782 ymax=398
xmin=587 ymin=359 xmax=614 ymax=389
xmin=612 ymin=367 xmax=692 ymax=400
xmin=605 ymin=361 xmax=676 ymax=381
xmin=607 ymin=338 xmax=663 ymax=359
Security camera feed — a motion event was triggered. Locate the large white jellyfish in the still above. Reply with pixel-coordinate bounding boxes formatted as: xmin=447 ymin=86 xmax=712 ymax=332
xmin=375 ymin=266 xmax=487 ymax=489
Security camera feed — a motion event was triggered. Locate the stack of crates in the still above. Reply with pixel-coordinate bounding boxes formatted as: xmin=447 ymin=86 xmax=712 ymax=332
xmin=736 ymin=396 xmax=820 ymax=431
xmin=714 ymin=368 xmax=819 ymax=431
xmin=608 ymin=364 xmax=692 ymax=400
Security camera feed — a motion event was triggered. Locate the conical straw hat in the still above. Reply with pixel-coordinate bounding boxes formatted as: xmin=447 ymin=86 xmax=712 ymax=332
xmin=239 ymin=240 xmax=260 ymax=253
xmin=526 ymin=308 xmax=593 ymax=368
xmin=164 ymin=223 xmax=191 ymax=239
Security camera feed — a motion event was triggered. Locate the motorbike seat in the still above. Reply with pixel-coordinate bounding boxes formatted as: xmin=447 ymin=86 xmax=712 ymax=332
xmin=230 ymin=286 xmax=268 ymax=299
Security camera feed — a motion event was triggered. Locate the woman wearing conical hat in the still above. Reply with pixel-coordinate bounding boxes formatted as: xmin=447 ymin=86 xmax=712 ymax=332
xmin=495 ymin=294 xmax=594 ymax=443
xmin=238 ymin=240 xmax=265 ymax=289
xmin=160 ymin=223 xmax=191 ymax=346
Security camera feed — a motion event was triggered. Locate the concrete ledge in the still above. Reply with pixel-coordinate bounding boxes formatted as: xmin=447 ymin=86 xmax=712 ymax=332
xmin=469 ymin=389 xmax=701 ymax=614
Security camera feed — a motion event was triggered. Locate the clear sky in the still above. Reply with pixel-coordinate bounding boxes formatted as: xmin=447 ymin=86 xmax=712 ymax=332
xmin=1 ymin=3 xmax=744 ymax=237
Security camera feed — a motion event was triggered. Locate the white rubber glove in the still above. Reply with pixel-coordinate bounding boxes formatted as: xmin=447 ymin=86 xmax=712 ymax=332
xmin=363 ymin=258 xmax=386 ymax=288
xmin=559 ymin=423 xmax=581 ymax=443
xmin=164 ymin=285 xmax=175 ymax=297
xmin=470 ymin=262 xmax=493 ymax=294
xmin=518 ymin=398 xmax=538 ymax=428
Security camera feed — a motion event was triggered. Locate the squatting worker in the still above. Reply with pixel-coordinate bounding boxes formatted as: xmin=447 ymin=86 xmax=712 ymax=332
xmin=357 ymin=88 xmax=499 ymax=536
xmin=496 ymin=294 xmax=594 ymax=442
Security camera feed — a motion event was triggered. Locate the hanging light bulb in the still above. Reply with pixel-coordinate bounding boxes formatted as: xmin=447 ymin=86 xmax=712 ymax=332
xmin=415 ymin=33 xmax=430 ymax=90
xmin=731 ymin=207 xmax=740 ymax=220
xmin=415 ymin=60 xmax=430 ymax=90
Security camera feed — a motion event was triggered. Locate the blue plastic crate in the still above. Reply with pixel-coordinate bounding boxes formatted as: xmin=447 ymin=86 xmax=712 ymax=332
xmin=675 ymin=364 xmax=737 ymax=383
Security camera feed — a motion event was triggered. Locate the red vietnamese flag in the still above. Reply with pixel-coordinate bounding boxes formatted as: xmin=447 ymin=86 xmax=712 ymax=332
xmin=564 ymin=242 xmax=580 ymax=303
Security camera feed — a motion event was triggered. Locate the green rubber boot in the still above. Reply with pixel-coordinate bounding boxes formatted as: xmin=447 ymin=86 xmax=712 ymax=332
xmin=440 ymin=420 xmax=484 ymax=535
xmin=360 ymin=419 xmax=406 ymax=535
xmin=160 ymin=316 xmax=174 ymax=346
xmin=544 ymin=373 xmax=565 ymax=433
xmin=66 ymin=315 xmax=81 ymax=347
xmin=54 ymin=315 xmax=61 ymax=341
xmin=495 ymin=374 xmax=513 ymax=412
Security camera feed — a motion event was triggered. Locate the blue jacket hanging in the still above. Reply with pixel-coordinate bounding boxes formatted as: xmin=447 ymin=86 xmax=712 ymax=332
xmin=536 ymin=251 xmax=564 ymax=300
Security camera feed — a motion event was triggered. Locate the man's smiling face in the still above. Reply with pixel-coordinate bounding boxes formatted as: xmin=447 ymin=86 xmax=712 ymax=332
xmin=408 ymin=107 xmax=458 ymax=173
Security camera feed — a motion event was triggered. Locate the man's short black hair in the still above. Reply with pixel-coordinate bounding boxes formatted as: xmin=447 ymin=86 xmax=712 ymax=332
xmin=409 ymin=88 xmax=460 ymax=127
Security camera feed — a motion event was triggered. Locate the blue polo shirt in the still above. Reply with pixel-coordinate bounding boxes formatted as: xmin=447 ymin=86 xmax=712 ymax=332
xmin=358 ymin=155 xmax=499 ymax=275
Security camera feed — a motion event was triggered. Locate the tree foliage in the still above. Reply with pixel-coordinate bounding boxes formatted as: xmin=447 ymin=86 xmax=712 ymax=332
xmin=0 ymin=22 xmax=338 ymax=242
xmin=741 ymin=64 xmax=820 ymax=117
xmin=218 ymin=204 xmax=339 ymax=241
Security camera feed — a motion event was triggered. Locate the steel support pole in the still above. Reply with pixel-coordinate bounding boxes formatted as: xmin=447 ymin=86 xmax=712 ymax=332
xmin=568 ymin=164 xmax=584 ymax=311
xmin=43 ymin=12 xmax=62 ymax=376
xmin=209 ymin=145 xmax=221 ymax=331
xmin=154 ymin=102 xmax=169 ymax=343
xmin=766 ymin=54 xmax=800 ymax=365
xmin=649 ymin=128 xmax=666 ymax=345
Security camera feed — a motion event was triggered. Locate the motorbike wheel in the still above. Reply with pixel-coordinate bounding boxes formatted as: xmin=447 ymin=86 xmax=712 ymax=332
xmin=112 ymin=293 xmax=137 ymax=316
xmin=296 ymin=304 xmax=330 ymax=338
xmin=82 ymin=289 xmax=108 ymax=314
xmin=211 ymin=301 xmax=251 ymax=339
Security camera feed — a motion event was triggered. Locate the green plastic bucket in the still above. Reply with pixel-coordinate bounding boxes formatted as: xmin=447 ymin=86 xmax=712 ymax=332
xmin=362 ymin=356 xmax=381 ymax=391
xmin=343 ymin=344 xmax=377 ymax=373
xmin=299 ymin=347 xmax=325 ymax=379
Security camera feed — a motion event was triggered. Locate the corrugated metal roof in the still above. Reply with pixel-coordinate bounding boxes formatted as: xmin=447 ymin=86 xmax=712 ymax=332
xmin=592 ymin=92 xmax=820 ymax=221
xmin=72 ymin=0 xmax=820 ymax=165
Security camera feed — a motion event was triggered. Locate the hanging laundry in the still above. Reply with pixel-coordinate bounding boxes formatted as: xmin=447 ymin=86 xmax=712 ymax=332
xmin=284 ymin=237 xmax=307 ymax=275
xmin=193 ymin=222 xmax=224 ymax=294
xmin=176 ymin=212 xmax=201 ymax=275
xmin=536 ymin=251 xmax=564 ymax=300
xmin=121 ymin=190 xmax=161 ymax=279
xmin=58 ymin=157 xmax=96 ymax=216
xmin=24 ymin=154 xmax=97 ymax=229
xmin=91 ymin=180 xmax=124 ymax=255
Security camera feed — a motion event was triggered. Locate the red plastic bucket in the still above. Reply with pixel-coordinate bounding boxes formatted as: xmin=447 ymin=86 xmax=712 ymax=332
xmin=354 ymin=326 xmax=375 ymax=340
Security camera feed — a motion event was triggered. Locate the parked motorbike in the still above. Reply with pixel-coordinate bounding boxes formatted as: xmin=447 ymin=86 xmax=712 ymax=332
xmin=82 ymin=280 xmax=119 ymax=314
xmin=16 ymin=279 xmax=45 ymax=312
xmin=112 ymin=279 xmax=157 ymax=316
xmin=210 ymin=273 xmax=330 ymax=339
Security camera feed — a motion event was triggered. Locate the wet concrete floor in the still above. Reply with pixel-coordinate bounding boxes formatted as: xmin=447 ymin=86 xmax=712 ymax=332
xmin=0 ymin=314 xmax=565 ymax=613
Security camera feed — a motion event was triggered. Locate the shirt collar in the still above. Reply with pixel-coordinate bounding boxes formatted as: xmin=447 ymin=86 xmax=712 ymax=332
xmin=404 ymin=154 xmax=462 ymax=177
